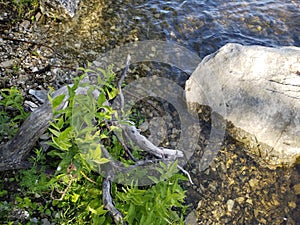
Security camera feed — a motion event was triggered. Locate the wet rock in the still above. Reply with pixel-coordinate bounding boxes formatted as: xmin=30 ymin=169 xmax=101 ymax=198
xmin=39 ymin=0 xmax=80 ymax=20
xmin=186 ymin=43 xmax=300 ymax=168
xmin=184 ymin=209 xmax=197 ymax=225
xmin=147 ymin=116 xmax=168 ymax=146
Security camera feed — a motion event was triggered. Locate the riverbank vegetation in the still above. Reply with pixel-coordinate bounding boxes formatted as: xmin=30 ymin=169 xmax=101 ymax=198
xmin=0 ymin=66 xmax=189 ymax=224
xmin=0 ymin=0 xmax=38 ymax=23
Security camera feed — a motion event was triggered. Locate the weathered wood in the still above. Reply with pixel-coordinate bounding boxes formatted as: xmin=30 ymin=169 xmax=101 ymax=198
xmin=102 ymin=177 xmax=125 ymax=225
xmin=0 ymin=102 xmax=52 ymax=171
xmin=121 ymin=124 xmax=184 ymax=160
xmin=0 ymin=84 xmax=183 ymax=171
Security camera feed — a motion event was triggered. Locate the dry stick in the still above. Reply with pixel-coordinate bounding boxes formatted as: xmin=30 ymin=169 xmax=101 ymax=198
xmin=100 ymin=146 xmax=126 ymax=225
xmin=103 ymin=177 xmax=125 ymax=225
xmin=118 ymin=129 xmax=138 ymax=161
xmin=121 ymin=123 xmax=194 ymax=184
xmin=118 ymin=54 xmax=131 ymax=111
xmin=101 ymin=144 xmax=174 ymax=174
xmin=121 ymin=124 xmax=184 ymax=160
xmin=177 ymin=165 xmax=194 ymax=185
xmin=115 ymin=54 xmax=140 ymax=162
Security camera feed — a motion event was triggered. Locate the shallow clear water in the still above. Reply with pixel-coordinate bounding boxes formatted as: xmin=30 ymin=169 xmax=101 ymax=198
xmin=47 ymin=0 xmax=300 ymax=62
xmin=102 ymin=0 xmax=300 ymax=57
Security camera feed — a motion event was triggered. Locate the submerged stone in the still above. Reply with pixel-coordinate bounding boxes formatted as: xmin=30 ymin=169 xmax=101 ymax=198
xmin=39 ymin=0 xmax=80 ymax=20
xmin=186 ymin=43 xmax=300 ymax=168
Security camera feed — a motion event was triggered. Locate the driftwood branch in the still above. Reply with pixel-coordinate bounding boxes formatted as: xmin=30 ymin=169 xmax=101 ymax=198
xmin=103 ymin=177 xmax=125 ymax=225
xmin=120 ymin=124 xmax=184 ymax=160
xmin=0 ymin=102 xmax=52 ymax=171
xmin=118 ymin=54 xmax=131 ymax=111
xmin=0 ymin=86 xmax=71 ymax=171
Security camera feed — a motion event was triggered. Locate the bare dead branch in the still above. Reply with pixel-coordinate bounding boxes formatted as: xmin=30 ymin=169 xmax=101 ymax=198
xmin=120 ymin=124 xmax=184 ymax=160
xmin=103 ymin=177 xmax=126 ymax=225
xmin=177 ymin=165 xmax=194 ymax=185
xmin=118 ymin=54 xmax=131 ymax=110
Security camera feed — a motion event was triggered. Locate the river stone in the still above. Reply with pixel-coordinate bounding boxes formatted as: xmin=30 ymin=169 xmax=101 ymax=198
xmin=185 ymin=43 xmax=300 ymax=168
xmin=39 ymin=0 xmax=80 ymax=19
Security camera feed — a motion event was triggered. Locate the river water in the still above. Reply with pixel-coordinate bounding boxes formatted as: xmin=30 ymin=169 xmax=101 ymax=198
xmin=47 ymin=0 xmax=300 ymax=62
xmin=104 ymin=0 xmax=300 ymax=57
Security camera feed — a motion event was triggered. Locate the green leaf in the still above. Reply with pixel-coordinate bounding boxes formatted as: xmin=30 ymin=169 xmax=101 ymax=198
xmin=95 ymin=205 xmax=107 ymax=215
xmin=92 ymin=157 xmax=110 ymax=165
xmin=48 ymin=127 xmax=60 ymax=137
xmin=71 ymin=193 xmax=80 ymax=203
xmin=51 ymin=134 xmax=72 ymax=151
xmin=148 ymin=176 xmax=159 ymax=184
xmin=97 ymin=92 xmax=107 ymax=106
xmin=51 ymin=94 xmax=65 ymax=109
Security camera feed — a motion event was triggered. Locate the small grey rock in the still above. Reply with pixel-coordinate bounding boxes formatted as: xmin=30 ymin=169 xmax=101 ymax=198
xmin=29 ymin=89 xmax=48 ymax=103
xmin=0 ymin=59 xmax=15 ymax=68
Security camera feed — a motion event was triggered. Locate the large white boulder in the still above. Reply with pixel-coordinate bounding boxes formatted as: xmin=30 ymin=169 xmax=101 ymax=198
xmin=185 ymin=43 xmax=300 ymax=167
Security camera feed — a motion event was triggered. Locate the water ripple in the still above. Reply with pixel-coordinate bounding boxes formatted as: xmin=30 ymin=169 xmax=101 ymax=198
xmin=110 ymin=0 xmax=300 ymax=57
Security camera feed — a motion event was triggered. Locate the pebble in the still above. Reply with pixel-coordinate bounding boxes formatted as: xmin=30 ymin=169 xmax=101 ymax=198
xmin=0 ymin=59 xmax=15 ymax=68
xmin=35 ymin=12 xmax=42 ymax=21
xmin=29 ymin=89 xmax=49 ymax=103
xmin=31 ymin=217 xmax=38 ymax=223
xmin=184 ymin=209 xmax=197 ymax=225
xmin=293 ymin=183 xmax=300 ymax=195
xmin=74 ymin=43 xmax=81 ymax=49
xmin=288 ymin=201 xmax=296 ymax=209
xmin=226 ymin=199 xmax=235 ymax=212
xmin=139 ymin=121 xmax=149 ymax=132
xmin=248 ymin=178 xmax=259 ymax=189
xmin=41 ymin=218 xmax=51 ymax=225
xmin=20 ymin=20 xmax=31 ymax=29
xmin=32 ymin=67 xmax=39 ymax=73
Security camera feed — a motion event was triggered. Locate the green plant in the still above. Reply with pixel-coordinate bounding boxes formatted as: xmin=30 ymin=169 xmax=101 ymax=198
xmin=0 ymin=87 xmax=29 ymax=142
xmin=45 ymin=67 xmax=189 ymax=224
xmin=12 ymin=0 xmax=39 ymax=18
xmin=0 ymin=147 xmax=52 ymax=224
xmin=0 ymin=66 xmax=189 ymax=224
xmin=116 ymin=162 xmax=187 ymax=225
